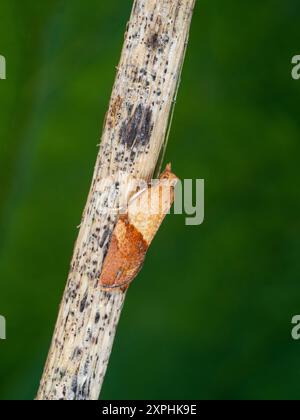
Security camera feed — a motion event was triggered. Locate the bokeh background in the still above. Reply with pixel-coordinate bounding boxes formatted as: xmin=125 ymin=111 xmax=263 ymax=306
xmin=0 ymin=0 xmax=300 ymax=400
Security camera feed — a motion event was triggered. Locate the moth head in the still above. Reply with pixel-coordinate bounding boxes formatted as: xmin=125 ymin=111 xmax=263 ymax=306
xmin=158 ymin=163 xmax=179 ymax=205
xmin=159 ymin=163 xmax=178 ymax=184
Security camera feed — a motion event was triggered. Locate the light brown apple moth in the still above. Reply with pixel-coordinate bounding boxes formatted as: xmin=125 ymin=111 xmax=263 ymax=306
xmin=99 ymin=164 xmax=178 ymax=290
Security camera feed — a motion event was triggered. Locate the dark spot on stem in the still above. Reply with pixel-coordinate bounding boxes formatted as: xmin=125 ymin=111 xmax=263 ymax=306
xmin=100 ymin=227 xmax=110 ymax=248
xmin=147 ymin=32 xmax=160 ymax=49
xmin=71 ymin=376 xmax=78 ymax=395
xmin=80 ymin=292 xmax=88 ymax=313
xmin=119 ymin=104 xmax=153 ymax=148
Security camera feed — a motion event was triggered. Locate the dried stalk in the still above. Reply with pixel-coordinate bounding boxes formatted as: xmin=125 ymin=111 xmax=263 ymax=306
xmin=37 ymin=0 xmax=196 ymax=400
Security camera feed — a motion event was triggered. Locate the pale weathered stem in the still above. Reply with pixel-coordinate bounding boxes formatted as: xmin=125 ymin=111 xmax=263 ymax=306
xmin=37 ymin=0 xmax=196 ymax=400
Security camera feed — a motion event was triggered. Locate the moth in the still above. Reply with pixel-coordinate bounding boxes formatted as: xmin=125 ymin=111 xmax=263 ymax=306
xmin=99 ymin=164 xmax=178 ymax=290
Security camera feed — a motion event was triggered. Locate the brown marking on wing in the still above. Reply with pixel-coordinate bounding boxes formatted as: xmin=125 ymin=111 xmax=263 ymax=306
xmin=99 ymin=215 xmax=148 ymax=290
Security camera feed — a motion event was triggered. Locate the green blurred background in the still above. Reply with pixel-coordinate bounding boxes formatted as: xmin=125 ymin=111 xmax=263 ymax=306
xmin=0 ymin=0 xmax=300 ymax=400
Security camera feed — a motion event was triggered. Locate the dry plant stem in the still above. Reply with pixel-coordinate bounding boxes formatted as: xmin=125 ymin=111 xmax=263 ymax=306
xmin=37 ymin=0 xmax=196 ymax=400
